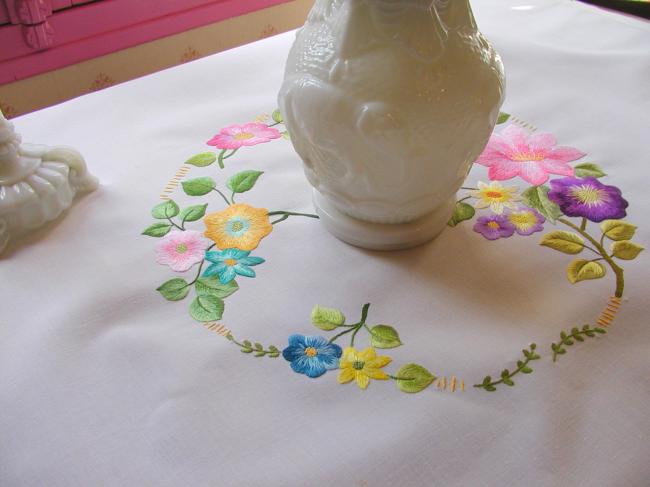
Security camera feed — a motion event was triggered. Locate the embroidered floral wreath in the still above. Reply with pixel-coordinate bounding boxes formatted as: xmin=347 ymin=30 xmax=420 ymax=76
xmin=142 ymin=110 xmax=643 ymax=394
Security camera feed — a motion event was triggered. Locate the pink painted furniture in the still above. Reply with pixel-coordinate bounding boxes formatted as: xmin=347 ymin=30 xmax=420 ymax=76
xmin=0 ymin=0 xmax=294 ymax=85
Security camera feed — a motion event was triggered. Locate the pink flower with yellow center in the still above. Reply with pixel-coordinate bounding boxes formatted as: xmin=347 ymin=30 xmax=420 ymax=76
xmin=469 ymin=181 xmax=522 ymax=214
xmin=155 ymin=230 xmax=210 ymax=272
xmin=206 ymin=122 xmax=281 ymax=150
xmin=476 ymin=125 xmax=585 ymax=185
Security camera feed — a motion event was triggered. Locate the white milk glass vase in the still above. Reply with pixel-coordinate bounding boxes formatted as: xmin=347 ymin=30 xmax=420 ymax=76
xmin=279 ymin=0 xmax=505 ymax=250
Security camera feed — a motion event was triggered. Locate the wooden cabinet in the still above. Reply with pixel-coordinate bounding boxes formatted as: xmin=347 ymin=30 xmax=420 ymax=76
xmin=0 ymin=0 xmax=293 ymax=84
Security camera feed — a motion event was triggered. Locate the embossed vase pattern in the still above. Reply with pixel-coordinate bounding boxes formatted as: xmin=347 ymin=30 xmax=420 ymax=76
xmin=279 ymin=0 xmax=505 ymax=227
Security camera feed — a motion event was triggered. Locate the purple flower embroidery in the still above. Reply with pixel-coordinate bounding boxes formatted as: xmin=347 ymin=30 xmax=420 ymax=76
xmin=548 ymin=177 xmax=628 ymax=222
xmin=473 ymin=214 xmax=516 ymax=240
xmin=507 ymin=207 xmax=546 ymax=236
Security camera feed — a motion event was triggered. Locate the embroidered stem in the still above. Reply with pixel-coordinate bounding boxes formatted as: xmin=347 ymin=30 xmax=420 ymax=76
xmin=268 ymin=210 xmax=319 ymax=219
xmin=268 ymin=121 xmax=282 ymax=127
xmin=166 ymin=216 xmax=184 ymax=231
xmin=474 ymin=344 xmax=540 ymax=392
xmin=188 ymin=244 xmax=215 ymax=286
xmin=217 ymin=148 xmax=238 ymax=169
xmin=328 ymin=303 xmax=371 ymax=345
xmin=213 ymin=188 xmax=232 ymax=206
xmin=558 ymin=218 xmax=625 ymax=297
xmin=226 ymin=334 xmax=280 ymax=358
xmin=551 ymin=325 xmax=606 ymax=362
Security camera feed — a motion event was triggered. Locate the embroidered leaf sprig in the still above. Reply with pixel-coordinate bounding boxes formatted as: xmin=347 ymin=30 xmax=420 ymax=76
xmin=186 ymin=152 xmax=217 ymax=167
xmin=551 ymin=325 xmax=606 ymax=362
xmin=497 ymin=112 xmax=510 ymax=124
xmin=573 ymin=162 xmax=606 ymax=179
xmin=227 ymin=170 xmax=264 ymax=194
xmin=474 ymin=344 xmax=540 ymax=392
xmin=182 ymin=177 xmax=216 ymax=196
xmin=227 ymin=334 xmax=280 ymax=358
xmin=157 ymin=278 xmax=191 ymax=301
xmin=448 ymin=200 xmax=475 ymax=227
xmin=394 ymin=364 xmax=435 ymax=393
xmin=522 ymin=185 xmax=562 ymax=223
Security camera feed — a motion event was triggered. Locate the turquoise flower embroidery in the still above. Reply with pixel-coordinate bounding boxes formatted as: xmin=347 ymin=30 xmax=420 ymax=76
xmin=203 ymin=248 xmax=265 ymax=284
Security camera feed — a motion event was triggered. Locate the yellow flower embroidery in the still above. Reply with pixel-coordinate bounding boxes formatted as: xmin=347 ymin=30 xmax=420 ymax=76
xmin=204 ymin=204 xmax=273 ymax=251
xmin=337 ymin=347 xmax=391 ymax=390
xmin=469 ymin=181 xmax=522 ymax=214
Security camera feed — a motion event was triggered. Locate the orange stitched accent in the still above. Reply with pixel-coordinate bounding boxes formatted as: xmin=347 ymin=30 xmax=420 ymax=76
xmin=596 ymin=296 xmax=623 ymax=327
xmin=434 ymin=376 xmax=465 ymax=392
xmin=204 ymin=322 xmax=231 ymax=337
xmin=160 ymin=165 xmax=192 ymax=200
xmin=511 ymin=115 xmax=538 ymax=133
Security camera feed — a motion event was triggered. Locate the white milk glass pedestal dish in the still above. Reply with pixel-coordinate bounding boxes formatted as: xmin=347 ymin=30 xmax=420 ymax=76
xmin=0 ymin=111 xmax=98 ymax=255
xmin=279 ymin=0 xmax=505 ymax=250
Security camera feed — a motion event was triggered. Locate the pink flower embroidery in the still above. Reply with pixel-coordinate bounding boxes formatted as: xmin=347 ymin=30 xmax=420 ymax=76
xmin=155 ymin=230 xmax=210 ymax=272
xmin=476 ymin=125 xmax=585 ymax=186
xmin=207 ymin=123 xmax=281 ymax=150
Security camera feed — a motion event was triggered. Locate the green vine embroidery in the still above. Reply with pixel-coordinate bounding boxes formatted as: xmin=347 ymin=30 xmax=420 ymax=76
xmin=474 ymin=344 xmax=540 ymax=392
xmin=551 ymin=325 xmax=606 ymax=362
xmin=226 ymin=335 xmax=281 ymax=358
xmin=143 ymin=111 xmax=644 ymax=396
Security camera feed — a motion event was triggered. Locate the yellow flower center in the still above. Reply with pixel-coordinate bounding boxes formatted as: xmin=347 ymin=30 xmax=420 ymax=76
xmin=234 ymin=132 xmax=254 ymax=140
xmin=176 ymin=243 xmax=187 ymax=253
xmin=570 ymin=185 xmax=605 ymax=205
xmin=352 ymin=360 xmax=365 ymax=370
xmin=512 ymin=152 xmax=545 ymax=162
xmin=509 ymin=212 xmax=536 ymax=228
xmin=224 ymin=258 xmax=237 ymax=266
xmin=485 ymin=191 xmax=504 ymax=199
xmin=487 ymin=221 xmax=500 ymax=229
xmin=230 ymin=221 xmax=245 ymax=232
xmin=304 ymin=347 xmax=318 ymax=357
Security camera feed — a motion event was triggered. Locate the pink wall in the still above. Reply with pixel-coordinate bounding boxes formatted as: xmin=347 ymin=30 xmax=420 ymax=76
xmin=0 ymin=0 xmax=294 ymax=84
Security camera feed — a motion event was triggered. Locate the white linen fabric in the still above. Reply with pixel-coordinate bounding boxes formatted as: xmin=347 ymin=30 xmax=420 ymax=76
xmin=1 ymin=1 xmax=649 ymax=486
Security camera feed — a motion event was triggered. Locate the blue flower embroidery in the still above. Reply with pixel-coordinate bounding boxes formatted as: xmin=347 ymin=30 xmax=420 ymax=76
xmin=282 ymin=335 xmax=342 ymax=378
xmin=203 ymin=248 xmax=265 ymax=284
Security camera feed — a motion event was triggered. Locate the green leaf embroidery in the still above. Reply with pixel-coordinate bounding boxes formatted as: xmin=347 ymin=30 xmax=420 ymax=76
xmin=151 ymin=200 xmax=180 ymax=219
xmin=574 ymin=162 xmax=606 ymax=178
xmin=311 ymin=305 xmax=345 ymax=331
xmin=395 ymin=364 xmax=436 ymax=393
xmin=551 ymin=325 xmax=606 ymax=361
xmin=189 ymin=295 xmax=225 ymax=322
xmin=600 ymin=220 xmax=636 ymax=241
xmin=566 ymin=259 xmax=606 ymax=284
xmin=226 ymin=334 xmax=280 ymax=358
xmin=540 ymin=230 xmax=585 ymax=254
xmin=179 ymin=204 xmax=208 ymax=223
xmin=226 ymin=170 xmax=264 ymax=194
xmin=182 ymin=177 xmax=216 ymax=196
xmin=610 ymin=241 xmax=644 ymax=260
xmin=272 ymin=109 xmax=283 ymax=124
xmin=474 ymin=344 xmax=540 ymax=392
xmin=195 ymin=277 xmax=239 ymax=299
xmin=497 ymin=112 xmax=510 ymax=124
xmin=186 ymin=152 xmax=217 ymax=167
xmin=157 ymin=278 xmax=190 ymax=301
xmin=142 ymin=222 xmax=172 ymax=237
xmin=522 ymin=185 xmax=562 ymax=223
xmin=448 ymin=201 xmax=475 ymax=227
xmin=281 ymin=131 xmax=290 ymax=140
xmin=369 ymin=325 xmax=402 ymax=349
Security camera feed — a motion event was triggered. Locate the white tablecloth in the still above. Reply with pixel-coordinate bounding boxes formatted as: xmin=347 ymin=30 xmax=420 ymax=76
xmin=2 ymin=1 xmax=649 ymax=485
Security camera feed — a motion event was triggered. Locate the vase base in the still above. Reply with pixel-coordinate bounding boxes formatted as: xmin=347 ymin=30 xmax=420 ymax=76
xmin=312 ymin=190 xmax=455 ymax=251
